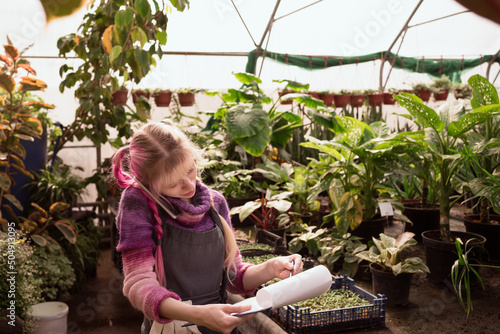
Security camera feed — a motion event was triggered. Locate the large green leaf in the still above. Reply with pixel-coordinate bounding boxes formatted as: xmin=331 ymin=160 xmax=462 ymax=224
xmin=234 ymin=127 xmax=271 ymax=157
xmin=54 ymin=220 xmax=77 ymax=244
xmin=395 ymin=93 xmax=445 ymax=132
xmin=234 ymin=72 xmax=262 ymax=85
xmin=468 ymin=74 xmax=499 ymax=107
xmin=225 ymin=105 xmax=268 ymax=138
xmin=448 ymin=105 xmax=500 ymax=136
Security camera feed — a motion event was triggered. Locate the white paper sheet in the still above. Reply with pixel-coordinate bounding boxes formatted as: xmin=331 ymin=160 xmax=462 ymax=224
xmin=234 ymin=265 xmax=332 ymax=316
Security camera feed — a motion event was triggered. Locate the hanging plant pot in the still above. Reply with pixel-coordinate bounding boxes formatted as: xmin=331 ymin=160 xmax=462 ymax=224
xmin=177 ymin=92 xmax=195 ymax=106
xmin=279 ymin=90 xmax=294 ymax=105
xmin=370 ymin=263 xmax=413 ymax=306
xmin=132 ymin=90 xmax=150 ymax=104
xmin=422 ymin=230 xmax=486 ymax=283
xmin=318 ymin=93 xmax=334 ymax=106
xmin=111 ymin=89 xmax=128 ymax=106
xmin=154 ymin=91 xmax=172 ymax=107
xmin=349 ymin=94 xmax=365 ymax=108
xmin=333 ymin=94 xmax=350 ymax=108
xmin=383 ymin=92 xmax=396 ymax=105
xmin=463 ymin=214 xmax=500 ymax=262
xmin=434 ymin=89 xmax=449 ymax=101
xmin=368 ymin=93 xmax=383 ymax=106
xmin=306 ymin=92 xmax=319 ymax=99
xmin=414 ymin=89 xmax=431 ymax=102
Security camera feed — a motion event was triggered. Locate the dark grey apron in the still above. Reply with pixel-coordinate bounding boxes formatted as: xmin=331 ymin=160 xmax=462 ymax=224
xmin=141 ymin=207 xmax=234 ymax=334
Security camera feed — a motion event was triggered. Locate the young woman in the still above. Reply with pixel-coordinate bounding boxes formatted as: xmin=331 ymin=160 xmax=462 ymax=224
xmin=112 ymin=120 xmax=303 ymax=334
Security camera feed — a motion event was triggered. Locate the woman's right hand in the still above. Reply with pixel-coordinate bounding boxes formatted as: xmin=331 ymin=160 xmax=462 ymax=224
xmin=193 ymin=303 xmax=254 ymax=334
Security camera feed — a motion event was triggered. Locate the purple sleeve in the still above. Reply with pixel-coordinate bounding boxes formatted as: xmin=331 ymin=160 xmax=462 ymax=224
xmin=116 ymin=186 xmax=156 ymax=252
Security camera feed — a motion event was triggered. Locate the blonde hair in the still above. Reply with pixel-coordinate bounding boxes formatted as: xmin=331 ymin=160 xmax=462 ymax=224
xmin=113 ymin=120 xmax=237 ymax=284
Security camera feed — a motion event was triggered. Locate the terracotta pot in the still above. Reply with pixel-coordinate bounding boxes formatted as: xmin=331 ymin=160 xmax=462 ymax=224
xmin=307 ymin=92 xmax=319 ymax=99
xmin=368 ymin=93 xmax=383 ymax=106
xmin=349 ymin=94 xmax=365 ymax=108
xmin=132 ymin=90 xmax=150 ymax=104
xmin=383 ymin=92 xmax=396 ymax=105
xmin=154 ymin=91 xmax=172 ymax=107
xmin=370 ymin=264 xmax=413 ymax=306
xmin=111 ymin=89 xmax=128 ymax=106
xmin=434 ymin=89 xmax=449 ymax=101
xmin=318 ymin=93 xmax=334 ymax=106
xmin=177 ymin=92 xmax=195 ymax=106
xmin=414 ymin=89 xmax=431 ymax=102
xmin=333 ymin=94 xmax=350 ymax=108
xmin=279 ymin=90 xmax=294 ymax=105
xmin=422 ymin=230 xmax=486 ymax=283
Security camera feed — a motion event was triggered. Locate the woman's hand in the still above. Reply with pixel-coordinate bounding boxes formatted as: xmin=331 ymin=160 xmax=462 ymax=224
xmin=192 ymin=303 xmax=254 ymax=334
xmin=267 ymin=254 xmax=304 ymax=279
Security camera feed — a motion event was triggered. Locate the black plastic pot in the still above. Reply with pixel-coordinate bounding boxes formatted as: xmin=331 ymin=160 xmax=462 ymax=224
xmin=350 ymin=216 xmax=387 ymax=243
xmin=370 ymin=263 xmax=413 ymax=306
xmin=422 ymin=230 xmax=487 ymax=283
xmin=464 ymin=214 xmax=500 ymax=262
xmin=403 ymin=204 xmax=440 ymax=242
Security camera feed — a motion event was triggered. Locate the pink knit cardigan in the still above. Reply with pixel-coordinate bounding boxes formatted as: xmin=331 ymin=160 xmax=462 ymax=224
xmin=116 ymin=183 xmax=253 ymax=324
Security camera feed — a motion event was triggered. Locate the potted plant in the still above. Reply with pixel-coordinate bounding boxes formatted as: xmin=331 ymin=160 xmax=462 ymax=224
xmin=383 ymin=88 xmax=398 ymax=105
xmin=412 ymin=83 xmax=432 ymax=102
xmin=318 ymin=91 xmax=334 ymax=107
xmin=302 ymin=117 xmax=409 ymax=242
xmin=315 ymin=231 xmax=367 ymax=278
xmin=394 ymin=83 xmax=499 ymax=282
xmin=175 ymin=88 xmax=201 ymax=107
xmin=0 ymin=41 xmax=51 ymax=222
xmin=153 ymin=88 xmax=172 ymax=107
xmin=132 ymin=88 xmax=151 ymax=104
xmin=229 ymin=191 xmax=292 ymax=236
xmin=455 ymin=75 xmax=500 ymax=261
xmin=111 ymin=85 xmax=128 ymax=106
xmin=430 ymin=75 xmax=453 ymax=101
xmin=356 ymin=232 xmax=430 ymax=306
xmin=284 ymin=164 xmax=321 ymax=226
xmin=365 ymin=89 xmax=384 ymax=106
xmin=453 ymin=83 xmax=473 ymax=100
xmin=333 ymin=89 xmax=351 ymax=108
xmin=349 ymin=90 xmax=365 ymax=108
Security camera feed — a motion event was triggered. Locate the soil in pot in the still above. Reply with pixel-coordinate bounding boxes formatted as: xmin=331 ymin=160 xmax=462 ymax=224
xmin=403 ymin=203 xmax=440 ymax=242
xmin=370 ymin=263 xmax=413 ymax=306
xmin=422 ymin=230 xmax=487 ymax=283
xmin=464 ymin=214 xmax=500 ymax=262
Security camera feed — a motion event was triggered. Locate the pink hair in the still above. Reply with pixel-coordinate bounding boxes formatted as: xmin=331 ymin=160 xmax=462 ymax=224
xmin=112 ymin=121 xmax=201 ymax=287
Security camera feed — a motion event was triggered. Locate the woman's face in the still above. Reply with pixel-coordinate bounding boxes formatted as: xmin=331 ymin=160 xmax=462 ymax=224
xmin=160 ymin=160 xmax=197 ymax=202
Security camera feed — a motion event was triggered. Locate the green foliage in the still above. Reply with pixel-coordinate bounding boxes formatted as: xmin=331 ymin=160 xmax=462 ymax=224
xmin=0 ymin=230 xmax=43 ymax=332
xmin=316 ymin=232 xmax=367 ymax=278
xmin=24 ymin=163 xmax=87 ymax=209
xmin=56 ymin=216 xmax=103 ymax=291
xmin=451 ymin=237 xmax=499 ymax=322
xmin=356 ymin=232 xmax=430 ymax=276
xmin=394 ymin=77 xmax=500 ymax=239
xmin=302 ymin=118 xmax=408 ymax=234
xmin=430 ymin=75 xmax=453 ymax=92
xmin=31 ymin=245 xmax=76 ymax=300
xmin=0 ymin=41 xmax=53 ymax=224
xmin=209 ymin=72 xmax=305 ymax=158
xmin=56 ymin=0 xmax=189 ymax=150
xmin=18 ymin=202 xmax=78 ymax=252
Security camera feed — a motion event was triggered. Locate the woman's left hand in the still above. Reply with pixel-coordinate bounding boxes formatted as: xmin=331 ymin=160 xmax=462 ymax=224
xmin=269 ymin=254 xmax=303 ymax=280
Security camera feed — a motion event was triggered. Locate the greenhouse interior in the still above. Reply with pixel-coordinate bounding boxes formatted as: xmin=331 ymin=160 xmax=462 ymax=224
xmin=1 ymin=0 xmax=500 ymax=333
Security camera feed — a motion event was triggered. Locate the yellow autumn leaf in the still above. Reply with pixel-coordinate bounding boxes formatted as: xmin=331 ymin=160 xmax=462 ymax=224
xmin=102 ymin=25 xmax=115 ymax=54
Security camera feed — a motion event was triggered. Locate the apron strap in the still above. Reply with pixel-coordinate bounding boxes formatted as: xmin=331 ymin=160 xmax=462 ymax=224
xmin=208 ymin=205 xmax=229 ymax=304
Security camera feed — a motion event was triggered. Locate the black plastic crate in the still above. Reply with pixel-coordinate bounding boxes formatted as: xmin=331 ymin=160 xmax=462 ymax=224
xmin=274 ymin=275 xmax=386 ymax=333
